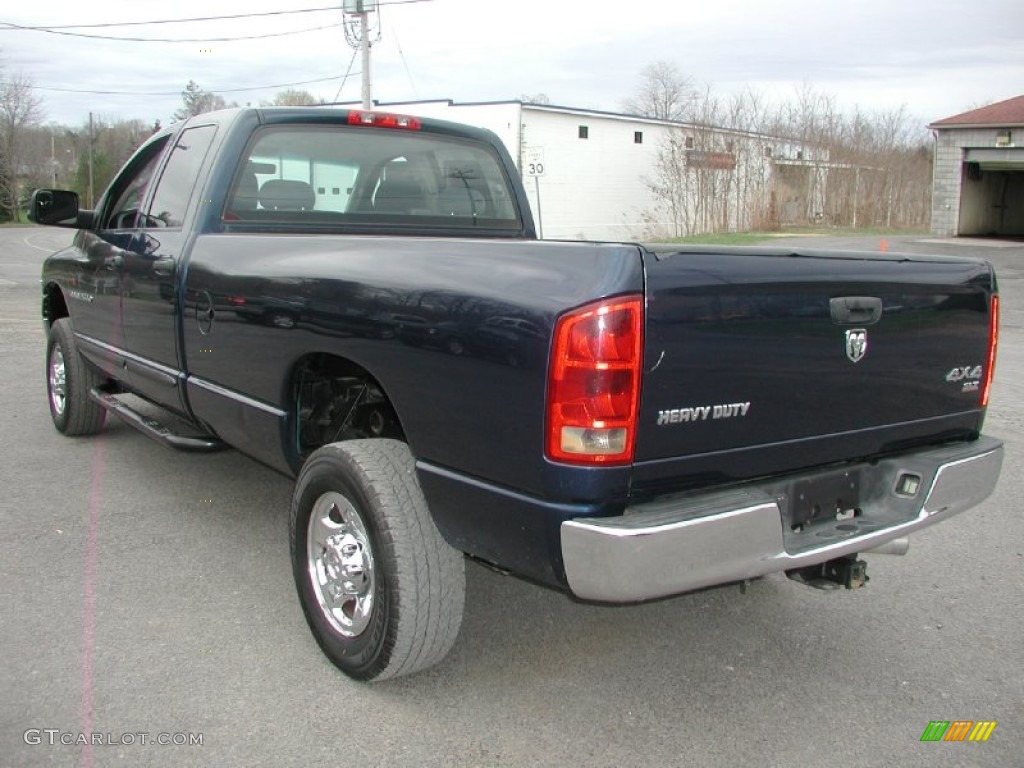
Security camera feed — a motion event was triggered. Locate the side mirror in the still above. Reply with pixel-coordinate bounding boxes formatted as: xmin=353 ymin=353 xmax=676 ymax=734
xmin=29 ymin=189 xmax=89 ymax=227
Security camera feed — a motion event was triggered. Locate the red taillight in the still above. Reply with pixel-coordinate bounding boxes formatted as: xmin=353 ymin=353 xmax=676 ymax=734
xmin=981 ymin=294 xmax=999 ymax=407
xmin=347 ymin=110 xmax=422 ymax=130
xmin=546 ymin=296 xmax=643 ymax=465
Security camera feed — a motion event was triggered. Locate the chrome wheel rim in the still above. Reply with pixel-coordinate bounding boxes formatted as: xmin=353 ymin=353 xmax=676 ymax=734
xmin=49 ymin=346 xmax=67 ymax=416
xmin=307 ymin=492 xmax=375 ymax=637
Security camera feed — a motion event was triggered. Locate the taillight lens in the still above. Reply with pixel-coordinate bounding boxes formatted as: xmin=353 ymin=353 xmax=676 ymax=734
xmin=347 ymin=110 xmax=422 ymax=130
xmin=981 ymin=294 xmax=999 ymax=407
xmin=546 ymin=296 xmax=643 ymax=464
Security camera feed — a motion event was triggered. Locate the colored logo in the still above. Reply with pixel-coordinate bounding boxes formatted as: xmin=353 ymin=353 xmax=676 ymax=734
xmin=920 ymin=720 xmax=997 ymax=742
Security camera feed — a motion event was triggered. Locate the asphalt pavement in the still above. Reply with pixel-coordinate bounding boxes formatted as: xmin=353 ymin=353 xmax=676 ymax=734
xmin=1 ymin=227 xmax=1021 ymax=767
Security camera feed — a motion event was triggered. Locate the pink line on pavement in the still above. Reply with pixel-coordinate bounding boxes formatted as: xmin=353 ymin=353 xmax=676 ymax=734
xmin=80 ymin=437 xmax=105 ymax=768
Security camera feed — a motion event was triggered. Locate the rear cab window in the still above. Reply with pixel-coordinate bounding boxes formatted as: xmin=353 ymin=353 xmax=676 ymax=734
xmin=222 ymin=122 xmax=523 ymax=235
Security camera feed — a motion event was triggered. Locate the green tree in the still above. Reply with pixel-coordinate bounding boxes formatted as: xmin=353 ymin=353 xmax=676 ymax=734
xmin=74 ymin=150 xmax=117 ymax=205
xmin=173 ymin=80 xmax=227 ymax=122
xmin=71 ymin=117 xmax=151 ymax=205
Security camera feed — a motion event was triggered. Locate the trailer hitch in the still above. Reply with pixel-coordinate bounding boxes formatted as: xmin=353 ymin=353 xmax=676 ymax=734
xmin=786 ymin=555 xmax=869 ymax=591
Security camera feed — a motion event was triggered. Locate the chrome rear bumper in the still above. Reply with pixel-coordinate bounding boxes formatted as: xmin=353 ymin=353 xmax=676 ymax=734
xmin=560 ymin=437 xmax=1003 ymax=602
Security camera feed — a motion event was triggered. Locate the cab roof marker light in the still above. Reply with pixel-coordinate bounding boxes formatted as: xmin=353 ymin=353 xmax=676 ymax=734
xmin=346 ymin=110 xmax=422 ymax=131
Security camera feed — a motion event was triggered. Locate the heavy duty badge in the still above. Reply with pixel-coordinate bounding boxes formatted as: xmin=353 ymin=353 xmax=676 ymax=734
xmin=845 ymin=329 xmax=868 ymax=363
xmin=657 ymin=402 xmax=751 ymax=425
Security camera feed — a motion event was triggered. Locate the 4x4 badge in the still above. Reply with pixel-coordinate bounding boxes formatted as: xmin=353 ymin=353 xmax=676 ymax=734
xmin=845 ymin=329 xmax=868 ymax=363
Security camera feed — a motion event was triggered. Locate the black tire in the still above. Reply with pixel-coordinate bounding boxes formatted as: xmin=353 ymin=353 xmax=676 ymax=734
xmin=290 ymin=439 xmax=465 ymax=681
xmin=46 ymin=318 xmax=106 ymax=436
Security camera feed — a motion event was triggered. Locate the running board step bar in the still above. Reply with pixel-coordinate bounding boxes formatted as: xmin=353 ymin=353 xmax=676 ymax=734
xmin=89 ymin=389 xmax=226 ymax=452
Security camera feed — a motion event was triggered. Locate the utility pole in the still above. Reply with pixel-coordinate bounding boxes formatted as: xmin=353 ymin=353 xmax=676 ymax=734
xmin=344 ymin=1 xmax=379 ymax=109
xmin=50 ymin=131 xmax=58 ymax=187
xmin=87 ymin=112 xmax=95 ymax=208
xmin=360 ymin=11 xmax=372 ymax=109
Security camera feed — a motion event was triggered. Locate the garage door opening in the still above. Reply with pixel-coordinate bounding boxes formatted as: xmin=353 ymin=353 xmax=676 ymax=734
xmin=958 ymin=148 xmax=1024 ymax=237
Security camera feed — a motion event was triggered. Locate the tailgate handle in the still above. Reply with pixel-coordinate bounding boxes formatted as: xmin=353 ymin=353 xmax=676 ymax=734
xmin=830 ymin=296 xmax=882 ymax=325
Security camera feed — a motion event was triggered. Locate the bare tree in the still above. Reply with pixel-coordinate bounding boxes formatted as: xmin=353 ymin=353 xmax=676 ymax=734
xmin=643 ymin=87 xmax=777 ymax=237
xmin=262 ymin=88 xmax=320 ymax=107
xmin=646 ymin=128 xmax=692 ymax=238
xmin=766 ymin=87 xmax=932 ymax=228
xmin=622 ymin=61 xmax=695 ymax=121
xmin=642 ymin=76 xmax=934 ymax=237
xmin=0 ymin=68 xmax=44 ymax=222
xmin=724 ymin=89 xmax=775 ymax=230
xmin=14 ymin=125 xmax=60 ymax=195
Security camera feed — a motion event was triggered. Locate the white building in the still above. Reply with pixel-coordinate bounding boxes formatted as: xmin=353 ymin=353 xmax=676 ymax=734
xmin=369 ymin=99 xmax=823 ymax=241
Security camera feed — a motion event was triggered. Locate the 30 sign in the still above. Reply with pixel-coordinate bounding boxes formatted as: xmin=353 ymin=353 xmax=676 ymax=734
xmin=525 ymin=148 xmax=545 ymax=176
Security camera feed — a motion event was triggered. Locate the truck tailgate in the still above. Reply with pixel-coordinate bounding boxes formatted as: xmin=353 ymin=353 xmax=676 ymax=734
xmin=635 ymin=246 xmax=996 ymax=484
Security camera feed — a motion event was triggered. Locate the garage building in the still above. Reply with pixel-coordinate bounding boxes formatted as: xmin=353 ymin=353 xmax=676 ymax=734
xmin=930 ymin=95 xmax=1024 ymax=237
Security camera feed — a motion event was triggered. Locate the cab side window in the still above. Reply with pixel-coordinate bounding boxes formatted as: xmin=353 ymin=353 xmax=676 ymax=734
xmin=102 ymin=137 xmax=170 ymax=230
xmin=145 ymin=125 xmax=217 ymax=228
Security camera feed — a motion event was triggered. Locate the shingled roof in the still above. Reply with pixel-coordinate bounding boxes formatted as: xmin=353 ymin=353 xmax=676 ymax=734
xmin=929 ymin=95 xmax=1024 ymax=128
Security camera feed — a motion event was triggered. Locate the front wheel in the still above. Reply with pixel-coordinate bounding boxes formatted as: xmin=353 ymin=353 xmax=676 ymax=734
xmin=290 ymin=439 xmax=465 ymax=681
xmin=46 ymin=318 xmax=106 ymax=436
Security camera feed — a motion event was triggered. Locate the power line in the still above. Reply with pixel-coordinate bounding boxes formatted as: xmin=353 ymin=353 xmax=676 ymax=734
xmin=391 ymin=24 xmax=419 ymax=99
xmin=0 ymin=0 xmax=434 ymax=31
xmin=3 ymin=74 xmax=360 ymax=97
xmin=332 ymin=48 xmax=362 ymax=103
xmin=0 ymin=21 xmax=343 ymax=42
xmin=0 ymin=6 xmax=341 ymax=29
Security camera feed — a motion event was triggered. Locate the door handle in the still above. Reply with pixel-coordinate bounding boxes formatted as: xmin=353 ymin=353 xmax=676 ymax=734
xmin=830 ymin=296 xmax=883 ymax=325
xmin=152 ymin=257 xmax=176 ymax=277
xmin=103 ymin=255 xmax=123 ymax=270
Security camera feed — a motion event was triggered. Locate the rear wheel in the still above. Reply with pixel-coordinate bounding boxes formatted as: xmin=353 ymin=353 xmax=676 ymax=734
xmin=46 ymin=318 xmax=106 ymax=436
xmin=290 ymin=439 xmax=465 ymax=681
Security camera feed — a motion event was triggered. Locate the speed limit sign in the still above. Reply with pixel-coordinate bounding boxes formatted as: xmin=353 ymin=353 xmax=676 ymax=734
xmin=525 ymin=148 xmax=545 ymax=176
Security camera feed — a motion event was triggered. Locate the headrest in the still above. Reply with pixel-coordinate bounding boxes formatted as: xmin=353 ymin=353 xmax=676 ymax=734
xmin=232 ymin=171 xmax=259 ymax=211
xmin=259 ymin=179 xmax=315 ymax=211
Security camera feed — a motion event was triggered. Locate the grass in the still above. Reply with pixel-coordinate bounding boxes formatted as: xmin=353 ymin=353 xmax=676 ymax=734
xmin=0 ymin=212 xmax=37 ymax=227
xmin=772 ymin=225 xmax=929 ymax=237
xmin=662 ymin=226 xmax=928 ymax=245
xmin=658 ymin=232 xmax=774 ymax=245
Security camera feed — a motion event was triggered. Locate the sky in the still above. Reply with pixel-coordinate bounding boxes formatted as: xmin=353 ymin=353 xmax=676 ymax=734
xmin=1 ymin=0 xmax=1022 ymax=131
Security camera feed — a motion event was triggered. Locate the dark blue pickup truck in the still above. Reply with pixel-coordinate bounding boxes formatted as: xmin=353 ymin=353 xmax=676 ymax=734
xmin=31 ymin=107 xmax=1003 ymax=681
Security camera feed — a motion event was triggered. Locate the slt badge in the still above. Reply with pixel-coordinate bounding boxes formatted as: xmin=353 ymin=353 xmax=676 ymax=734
xmin=845 ymin=329 xmax=868 ymax=363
